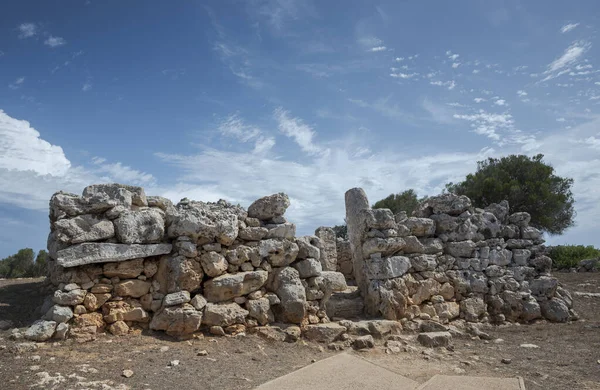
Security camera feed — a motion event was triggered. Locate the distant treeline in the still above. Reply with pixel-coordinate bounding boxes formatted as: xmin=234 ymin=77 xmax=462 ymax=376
xmin=548 ymin=245 xmax=600 ymax=269
xmin=0 ymin=248 xmax=48 ymax=279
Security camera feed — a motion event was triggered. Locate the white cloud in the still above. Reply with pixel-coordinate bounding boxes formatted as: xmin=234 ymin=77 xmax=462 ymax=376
xmin=517 ymin=90 xmax=527 ymax=97
xmin=542 ymin=41 xmax=591 ymax=81
xmin=369 ymin=46 xmax=387 ymax=52
xmin=90 ymin=157 xmax=155 ymax=186
xmin=472 ymin=69 xmax=480 ymax=74
xmin=452 ymin=63 xmax=460 ymax=69
xmin=395 ymin=57 xmax=404 ymax=62
xmin=560 ymin=23 xmax=580 ymax=34
xmin=82 ymin=82 xmax=92 ymax=91
xmin=453 ymin=110 xmax=515 ymax=142
xmin=18 ymin=23 xmax=37 ymax=38
xmin=430 ymin=80 xmax=456 ymax=90
xmin=8 ymin=77 xmax=25 ymax=90
xmin=494 ymin=99 xmax=507 ymax=106
xmin=44 ymin=36 xmax=66 ymax=48
xmin=556 ymin=117 xmax=566 ymax=122
xmin=274 ymin=108 xmax=324 ymax=156
xmin=473 ymin=98 xmax=486 ymax=103
xmin=390 ymin=72 xmax=418 ymax=79
xmin=218 ymin=113 xmax=275 ymax=154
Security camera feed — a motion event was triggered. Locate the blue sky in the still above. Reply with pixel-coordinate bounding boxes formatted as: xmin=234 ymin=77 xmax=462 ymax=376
xmin=1 ymin=0 xmax=600 ymax=258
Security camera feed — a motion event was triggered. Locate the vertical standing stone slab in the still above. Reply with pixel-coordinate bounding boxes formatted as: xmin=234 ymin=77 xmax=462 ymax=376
xmin=315 ymin=227 xmax=338 ymax=271
xmin=345 ymin=188 xmax=370 ymax=297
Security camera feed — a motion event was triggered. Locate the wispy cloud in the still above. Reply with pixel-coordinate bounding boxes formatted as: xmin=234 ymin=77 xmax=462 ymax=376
xmin=218 ymin=113 xmax=276 ymax=154
xmin=430 ymin=80 xmax=457 ymax=90
xmin=18 ymin=23 xmax=37 ymax=38
xmin=453 ymin=109 xmax=515 ymax=142
xmin=274 ymin=107 xmax=324 ymax=156
xmin=82 ymin=81 xmax=92 ymax=91
xmin=44 ymin=36 xmax=66 ymax=48
xmin=8 ymin=77 xmax=25 ymax=90
xmin=369 ymin=46 xmax=387 ymax=52
xmin=542 ymin=41 xmax=591 ymax=81
xmin=560 ymin=23 xmax=580 ymax=34
xmin=390 ymin=72 xmax=418 ymax=79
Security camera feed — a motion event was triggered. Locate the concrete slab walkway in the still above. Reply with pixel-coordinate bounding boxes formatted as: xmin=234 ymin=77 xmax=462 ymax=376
xmin=254 ymin=353 xmax=525 ymax=390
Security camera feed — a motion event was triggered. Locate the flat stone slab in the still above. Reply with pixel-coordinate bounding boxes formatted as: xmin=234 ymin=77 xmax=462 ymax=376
xmin=255 ymin=353 xmax=419 ymax=390
xmin=57 ymin=243 xmax=172 ymax=267
xmin=417 ymin=375 xmax=525 ymax=390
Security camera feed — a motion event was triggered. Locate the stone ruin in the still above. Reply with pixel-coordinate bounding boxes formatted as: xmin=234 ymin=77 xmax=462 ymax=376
xmin=20 ymin=183 xmax=575 ymax=343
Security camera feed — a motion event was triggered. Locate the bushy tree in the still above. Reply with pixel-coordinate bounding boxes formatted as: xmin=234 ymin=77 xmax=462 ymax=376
xmin=373 ymin=189 xmax=425 ymax=216
xmin=332 ymin=224 xmax=348 ymax=240
xmin=27 ymin=250 xmax=49 ymax=277
xmin=0 ymin=248 xmax=35 ymax=278
xmin=446 ymin=154 xmax=575 ymax=235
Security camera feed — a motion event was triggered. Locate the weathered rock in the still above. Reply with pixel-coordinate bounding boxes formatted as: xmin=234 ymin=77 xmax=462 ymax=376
xmin=246 ymin=298 xmax=273 ymax=325
xmin=529 ymin=255 xmax=552 ymax=273
xmin=44 ymin=305 xmax=73 ymax=324
xmin=303 ymin=323 xmax=347 ymax=343
xmin=174 ymin=240 xmax=198 ymax=258
xmin=156 ymin=255 xmax=204 ymax=293
xmin=103 ymin=258 xmax=144 ymax=279
xmin=164 ymin=291 xmax=191 ymax=306
xmin=414 ymin=194 xmax=472 ymax=217
xmin=362 ymin=237 xmax=405 ymax=257
xmin=269 ymin=267 xmax=306 ymax=324
xmin=293 ymin=258 xmax=322 ymax=278
xmin=247 ymin=193 xmax=290 ymax=220
xmin=410 ymin=255 xmax=437 ymax=272
xmin=400 ymin=217 xmax=436 ymax=237
xmin=25 ymin=321 xmax=57 ymax=342
xmin=353 ymin=334 xmax=375 ymax=349
xmin=336 ymin=239 xmax=353 ymax=279
xmin=149 ymin=303 xmax=202 ymax=337
xmin=445 ymin=241 xmax=477 ymax=258
xmin=512 ymin=249 xmax=531 ymax=266
xmin=484 ymin=200 xmax=509 ymax=224
xmin=114 ymin=209 xmax=165 ymax=244
xmin=508 ymin=212 xmax=531 ymax=227
xmin=460 ymin=297 xmax=486 ymax=322
xmin=53 ymin=289 xmax=86 ymax=306
xmin=314 ymin=227 xmax=337 ymax=271
xmin=203 ymin=303 xmax=249 ymax=327
xmin=326 ymin=288 xmax=364 ymax=319
xmin=167 ymin=201 xmax=239 ymax=245
xmin=366 ymin=255 xmax=410 ymax=279
xmin=83 ymin=183 xmax=147 ymax=207
xmin=147 ymin=196 xmax=174 ymax=212
xmin=420 ymin=320 xmax=448 ymax=333
xmin=541 ymin=298 xmax=570 ymax=322
xmin=417 ymin=331 xmax=452 ymax=347
xmin=296 ymin=236 xmax=321 ymax=260
xmin=56 ymin=243 xmax=172 ymax=267
xmin=200 ymin=252 xmax=228 ymax=278
xmin=54 ymin=215 xmax=115 ymax=245
xmin=265 ymin=223 xmax=296 ymax=239
xmin=258 ymin=239 xmax=299 ymax=267
xmin=530 ymin=277 xmax=558 ymax=298
xmin=238 ymin=227 xmax=269 ymax=241
xmin=108 ymin=320 xmax=130 ymax=336
xmin=54 ymin=323 xmax=69 ymax=340
xmin=203 ymin=271 xmax=268 ymax=302
xmin=114 ymin=280 xmax=151 ymax=298
xmin=190 ymin=295 xmax=207 ymax=311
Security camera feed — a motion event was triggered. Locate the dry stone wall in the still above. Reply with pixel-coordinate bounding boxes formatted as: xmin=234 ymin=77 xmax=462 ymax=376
xmin=345 ymin=188 xmax=575 ymax=325
xmin=33 ymin=183 xmax=348 ymax=341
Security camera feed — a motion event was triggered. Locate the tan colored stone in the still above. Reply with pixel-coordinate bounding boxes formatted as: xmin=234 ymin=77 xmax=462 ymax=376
xmin=103 ymin=259 xmax=144 ymax=279
xmin=108 ymin=320 xmax=130 ymax=336
xmin=114 ymin=280 xmax=151 ymax=298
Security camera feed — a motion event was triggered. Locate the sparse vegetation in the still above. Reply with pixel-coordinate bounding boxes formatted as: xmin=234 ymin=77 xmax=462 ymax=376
xmin=0 ymin=248 xmax=48 ymax=279
xmin=548 ymin=245 xmax=600 ymax=269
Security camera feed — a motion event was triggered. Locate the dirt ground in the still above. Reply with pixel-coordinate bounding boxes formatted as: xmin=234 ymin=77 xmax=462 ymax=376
xmin=0 ymin=273 xmax=599 ymax=390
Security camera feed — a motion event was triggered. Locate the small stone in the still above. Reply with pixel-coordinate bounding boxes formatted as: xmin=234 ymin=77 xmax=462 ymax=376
xmin=353 ymin=335 xmax=375 ymax=350
xmin=519 ymin=343 xmax=539 ymax=348
xmin=122 ymin=369 xmax=134 ymax=378
xmin=160 ymin=346 xmax=169 ymax=352
xmin=417 ymin=331 xmax=452 ymax=348
xmin=501 ymin=358 xmax=512 ymax=364
xmin=197 ymin=350 xmax=208 ymax=356
xmin=169 ymin=360 xmax=180 ymax=367
xmin=210 ymin=326 xmax=226 ymax=336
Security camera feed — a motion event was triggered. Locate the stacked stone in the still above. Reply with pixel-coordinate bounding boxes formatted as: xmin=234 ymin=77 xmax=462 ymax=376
xmin=345 ymin=188 xmax=575 ymax=325
xmin=27 ymin=184 xmax=347 ymax=342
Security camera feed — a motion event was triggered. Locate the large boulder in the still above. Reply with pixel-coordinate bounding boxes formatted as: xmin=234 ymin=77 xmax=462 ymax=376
xmin=44 ymin=305 xmax=73 ymax=323
xmin=53 ymin=289 xmax=86 ymax=306
xmin=303 ymin=323 xmax=347 ymax=343
xmin=199 ymin=252 xmax=228 ymax=278
xmin=246 ymin=298 xmax=273 ymax=325
xmin=167 ymin=200 xmax=240 ymax=245
xmin=315 ymin=227 xmax=337 ymax=271
xmin=413 ymin=193 xmax=472 ymax=217
xmin=247 ymin=193 xmax=290 ymax=220
xmin=258 ymin=239 xmax=299 ymax=267
xmin=82 ymin=183 xmax=147 ymax=207
xmin=265 ymin=223 xmax=296 ymax=239
xmin=203 ymin=303 xmax=249 ymax=327
xmin=399 ymin=217 xmax=435 ymax=237
xmin=362 ymin=237 xmax=405 ymax=257
xmin=24 ymin=320 xmax=57 ymax=342
xmin=296 ymin=236 xmax=321 ymax=260
xmin=541 ymin=298 xmax=570 ymax=323
xmin=113 ymin=280 xmax=151 ymax=298
xmin=417 ymin=331 xmax=452 ymax=347
xmin=508 ymin=212 xmax=531 ymax=227
xmin=460 ymin=297 xmax=486 ymax=322
xmin=445 ymin=241 xmax=477 ymax=258
xmin=156 ymin=255 xmax=204 ymax=293
xmin=203 ymin=271 xmax=269 ymax=302
xmin=269 ymin=267 xmax=306 ymax=323
xmin=484 ymin=200 xmax=509 ymax=224
xmin=53 ymin=214 xmax=115 ymax=245
xmin=149 ymin=303 xmax=202 ymax=337
xmin=293 ymin=258 xmax=322 ymax=278
xmin=56 ymin=243 xmax=172 ymax=267
xmin=114 ymin=209 xmax=165 ymax=244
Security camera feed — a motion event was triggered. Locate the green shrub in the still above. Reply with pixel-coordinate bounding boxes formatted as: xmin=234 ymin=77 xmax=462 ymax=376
xmin=548 ymin=245 xmax=600 ymax=269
